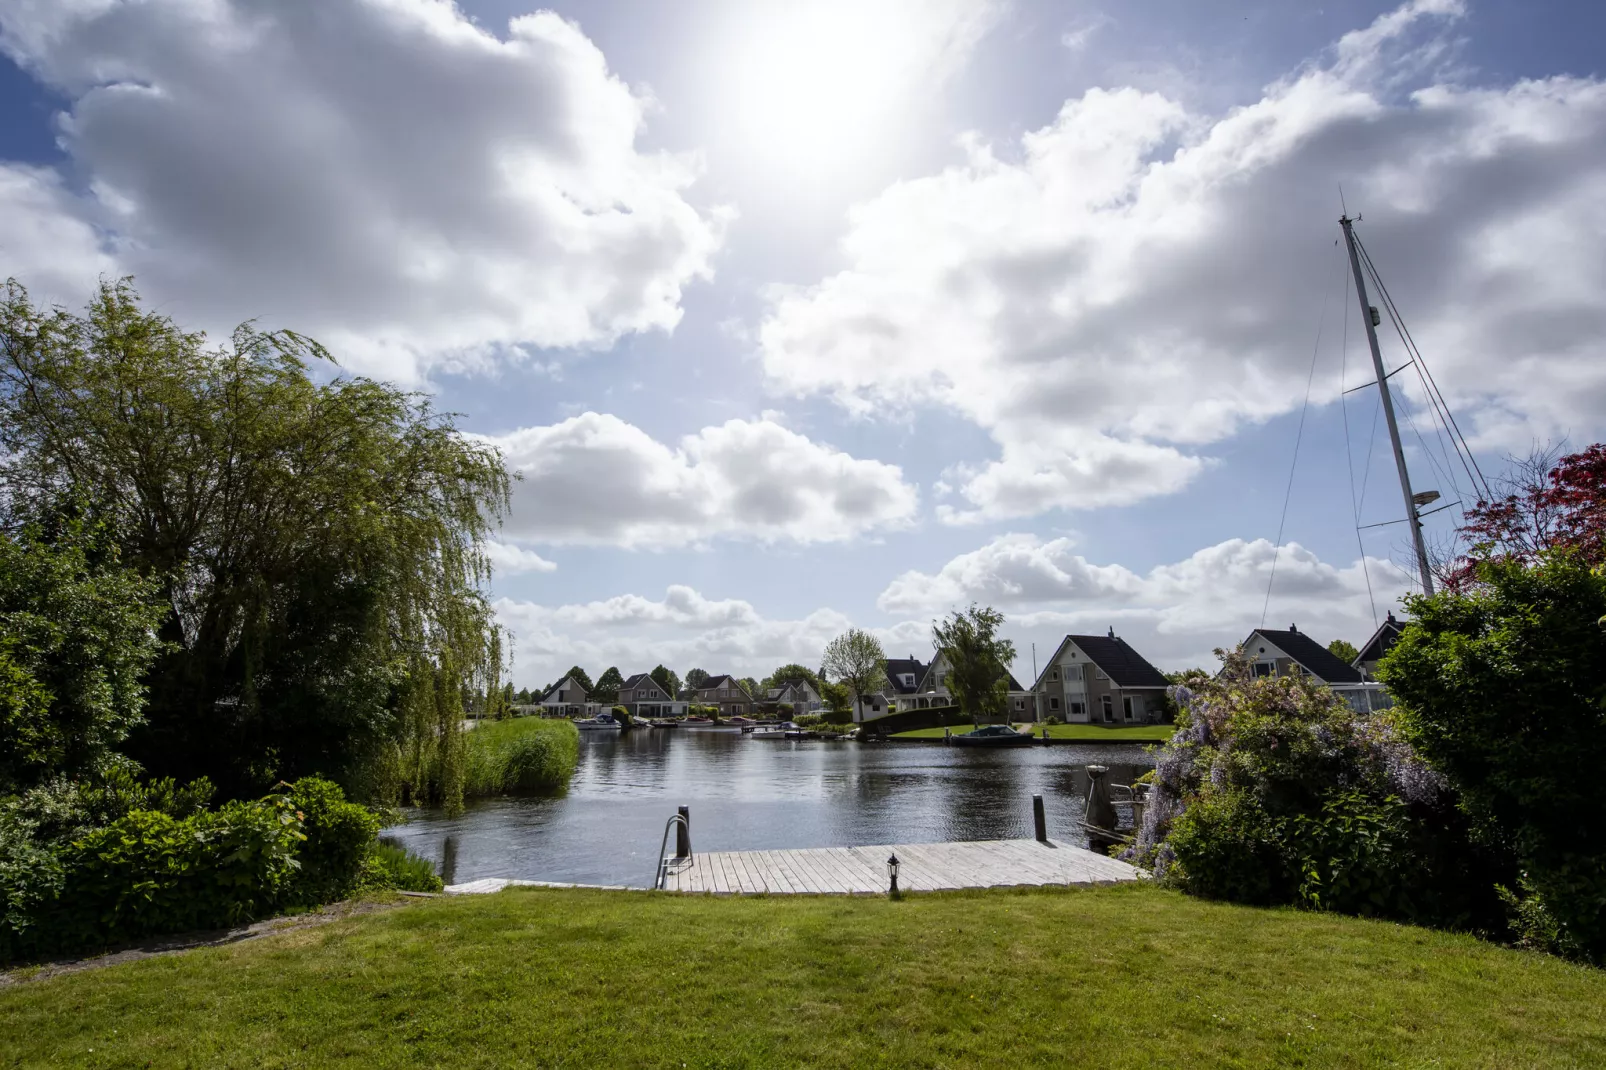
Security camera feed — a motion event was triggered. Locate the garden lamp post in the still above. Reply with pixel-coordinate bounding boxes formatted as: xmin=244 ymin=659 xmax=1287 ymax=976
xmin=887 ymin=852 xmax=900 ymax=897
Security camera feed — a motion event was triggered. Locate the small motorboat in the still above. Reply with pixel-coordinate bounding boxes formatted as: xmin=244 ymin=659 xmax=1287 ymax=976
xmin=681 ymin=716 xmax=713 ymax=726
xmin=649 ymin=718 xmax=680 ymax=729
xmin=574 ymin=712 xmax=624 ymax=731
xmin=949 ymin=724 xmax=1035 ymax=747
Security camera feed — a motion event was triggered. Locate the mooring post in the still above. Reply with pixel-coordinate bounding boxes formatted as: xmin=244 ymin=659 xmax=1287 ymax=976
xmin=676 ymin=804 xmax=691 ymax=858
xmin=1032 ymin=794 xmax=1047 ymax=842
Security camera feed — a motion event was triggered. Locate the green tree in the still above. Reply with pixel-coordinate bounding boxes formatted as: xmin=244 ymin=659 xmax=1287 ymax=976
xmin=821 ymin=629 xmax=886 ymax=722
xmin=932 ymin=605 xmax=1016 ymax=723
xmin=762 ymin=663 xmax=821 ymax=693
xmin=684 ymin=668 xmax=710 ymax=693
xmin=1327 ymin=639 xmax=1360 ymax=664
xmin=0 ymin=278 xmax=510 ymax=802
xmin=738 ymin=677 xmax=760 ymax=701
xmin=559 ymin=666 xmax=595 ymax=694
xmin=1379 ymin=554 xmax=1606 ymax=962
xmin=649 ymin=665 xmax=680 ymax=699
xmin=592 ymin=667 xmax=624 ymax=704
xmin=0 ymin=519 xmax=167 ymax=793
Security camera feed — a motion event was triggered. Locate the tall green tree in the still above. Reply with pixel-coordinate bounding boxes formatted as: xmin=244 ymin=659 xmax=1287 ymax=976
xmin=649 ymin=664 xmax=680 ymax=699
xmin=0 ymin=278 xmax=511 ymax=801
xmin=0 ymin=519 xmax=167 ymax=793
xmin=592 ymin=667 xmax=624 ymax=704
xmin=1327 ymin=639 xmax=1359 ymax=663
xmin=560 ymin=666 xmax=595 ymax=694
xmin=762 ymin=663 xmax=821 ymax=693
xmin=821 ymin=629 xmax=886 ymax=721
xmin=932 ymin=605 xmax=1016 ymax=723
xmin=684 ymin=668 xmax=711 ymax=692
xmin=1379 ymin=553 xmax=1606 ymax=962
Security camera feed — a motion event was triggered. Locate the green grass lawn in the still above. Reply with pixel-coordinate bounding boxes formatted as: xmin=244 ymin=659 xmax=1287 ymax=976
xmin=3 ymin=884 xmax=1603 ymax=1068
xmin=893 ymin=723 xmax=1173 ymax=741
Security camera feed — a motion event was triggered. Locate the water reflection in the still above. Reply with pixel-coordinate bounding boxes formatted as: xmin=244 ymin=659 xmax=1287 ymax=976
xmin=383 ymin=731 xmax=1154 ymax=886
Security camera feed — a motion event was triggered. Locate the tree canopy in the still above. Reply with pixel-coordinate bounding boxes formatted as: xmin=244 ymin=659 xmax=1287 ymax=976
xmin=592 ymin=667 xmax=624 ymax=703
xmin=932 ymin=605 xmax=1016 ymax=722
xmin=821 ymin=629 xmax=886 ymax=719
xmin=762 ymin=664 xmax=821 ymax=693
xmin=1326 ymin=639 xmax=1359 ymax=664
xmin=560 ymin=666 xmax=596 ymax=694
xmin=0 ymin=278 xmax=511 ymax=804
xmin=684 ymin=668 xmax=711 ymax=692
xmin=1451 ymin=443 xmax=1606 ymax=586
xmin=649 ymin=665 xmax=679 ymax=699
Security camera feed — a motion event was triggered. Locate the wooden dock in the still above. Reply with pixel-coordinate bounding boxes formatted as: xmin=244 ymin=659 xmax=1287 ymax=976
xmin=445 ymin=838 xmax=1138 ymax=896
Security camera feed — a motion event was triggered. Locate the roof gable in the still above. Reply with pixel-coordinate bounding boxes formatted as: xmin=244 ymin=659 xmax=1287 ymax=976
xmin=620 ymin=673 xmax=666 ymax=697
xmin=1248 ymin=628 xmax=1363 ymax=684
xmin=1059 ymin=635 xmax=1170 ymax=688
xmin=540 ymin=675 xmax=589 ymax=703
xmin=1355 ymin=614 xmax=1405 ymax=663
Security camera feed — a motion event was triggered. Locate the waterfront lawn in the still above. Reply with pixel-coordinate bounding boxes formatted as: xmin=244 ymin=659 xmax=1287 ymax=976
xmin=4 ymin=885 xmax=1604 ymax=1068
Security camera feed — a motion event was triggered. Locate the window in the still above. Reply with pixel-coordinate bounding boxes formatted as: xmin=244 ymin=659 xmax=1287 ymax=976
xmin=1252 ymin=662 xmax=1274 ymax=678
xmin=1051 ymin=668 xmax=1059 ymax=680
xmin=1070 ymin=701 xmax=1084 ymax=717
xmin=1050 ymin=697 xmax=1060 ymax=710
xmin=900 ymin=673 xmax=915 ymax=687
xmin=1101 ymin=695 xmax=1114 ymax=722
xmin=1065 ymin=664 xmax=1082 ymax=682
xmin=1014 ymin=698 xmax=1024 ymax=710
xmin=1095 ymin=668 xmax=1108 ymax=680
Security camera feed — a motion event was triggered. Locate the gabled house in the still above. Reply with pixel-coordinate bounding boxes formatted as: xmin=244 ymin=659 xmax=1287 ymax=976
xmin=617 ymin=673 xmax=685 ymax=717
xmin=538 ymin=675 xmax=596 ymax=718
xmin=1352 ymin=612 xmax=1405 ymax=682
xmin=692 ymin=674 xmax=753 ymax=716
xmin=883 ymin=656 xmax=929 ymax=713
xmin=764 ymin=679 xmax=823 ymax=714
xmin=1238 ymin=623 xmax=1391 ymax=713
xmin=898 ymin=652 xmax=1032 ymax=722
xmin=1032 ymin=631 xmax=1169 ymax=725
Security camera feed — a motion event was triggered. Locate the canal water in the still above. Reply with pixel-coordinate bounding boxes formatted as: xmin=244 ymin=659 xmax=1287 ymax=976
xmin=382 ymin=730 xmax=1156 ymax=887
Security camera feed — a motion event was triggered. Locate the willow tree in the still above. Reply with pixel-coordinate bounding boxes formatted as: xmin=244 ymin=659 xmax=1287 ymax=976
xmin=933 ymin=605 xmax=1015 ymax=723
xmin=0 ymin=278 xmax=511 ymax=805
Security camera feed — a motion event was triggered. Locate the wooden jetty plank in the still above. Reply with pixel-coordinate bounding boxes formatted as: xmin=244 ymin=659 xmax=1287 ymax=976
xmin=716 ymin=851 xmax=742 ymax=894
xmin=735 ymin=851 xmax=769 ymax=893
xmin=704 ymin=853 xmax=728 ymax=894
xmin=970 ymin=840 xmax=1065 ymax=885
xmin=789 ymin=849 xmax=835 ymax=894
xmin=767 ymin=850 xmax=806 ymax=894
xmin=826 ymin=847 xmax=883 ymax=893
xmin=810 ymin=848 xmax=859 ymax=893
xmin=749 ymin=850 xmax=786 ymax=893
xmin=891 ymin=842 xmax=974 ymax=890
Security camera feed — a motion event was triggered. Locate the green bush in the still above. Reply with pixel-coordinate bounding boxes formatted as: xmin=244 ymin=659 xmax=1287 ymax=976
xmin=1379 ymin=553 xmax=1606 ymax=962
xmin=48 ymin=794 xmax=304 ymax=953
xmin=283 ymin=777 xmax=380 ymax=905
xmin=369 ymin=840 xmax=443 ymax=893
xmin=1130 ymin=648 xmax=1509 ymax=934
xmin=463 ymin=718 xmax=579 ymax=796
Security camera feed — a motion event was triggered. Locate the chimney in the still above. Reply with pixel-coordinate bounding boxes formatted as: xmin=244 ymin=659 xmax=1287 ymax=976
xmin=1107 ymin=626 xmax=1115 ymax=638
xmin=1290 ymin=623 xmax=1298 ymax=633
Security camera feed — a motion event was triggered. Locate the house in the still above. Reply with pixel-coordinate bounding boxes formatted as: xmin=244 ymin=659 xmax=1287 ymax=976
xmin=692 ymin=674 xmax=753 ymax=716
xmin=1352 ymin=612 xmax=1405 ymax=682
xmin=617 ymin=673 xmax=686 ymax=717
xmin=1238 ymin=623 xmax=1392 ymax=713
xmin=896 ymin=652 xmax=1032 ymax=722
xmin=538 ymin=675 xmax=596 ymax=718
xmin=883 ymin=656 xmax=929 ymax=713
xmin=1032 ymin=631 xmax=1169 ymax=725
xmin=764 ymin=679 xmax=823 ymax=714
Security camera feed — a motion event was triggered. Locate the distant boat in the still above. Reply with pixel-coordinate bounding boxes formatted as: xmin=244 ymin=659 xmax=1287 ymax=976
xmin=681 ymin=716 xmax=713 ymax=726
xmin=575 ymin=713 xmax=623 ymax=732
xmin=950 ymin=724 xmax=1035 ymax=748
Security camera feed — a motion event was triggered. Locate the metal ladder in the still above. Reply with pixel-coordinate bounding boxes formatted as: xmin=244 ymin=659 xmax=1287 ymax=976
xmin=652 ymin=806 xmax=693 ymax=890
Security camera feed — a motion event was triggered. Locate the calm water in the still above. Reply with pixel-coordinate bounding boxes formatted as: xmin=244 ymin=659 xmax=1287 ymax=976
xmin=382 ymin=729 xmax=1155 ymax=887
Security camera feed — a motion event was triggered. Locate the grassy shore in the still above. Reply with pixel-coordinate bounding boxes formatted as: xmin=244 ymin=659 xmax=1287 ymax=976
xmin=893 ymin=723 xmax=1173 ymax=742
xmin=4 ymin=884 xmax=1602 ymax=1067
xmin=462 ymin=716 xmax=578 ymax=796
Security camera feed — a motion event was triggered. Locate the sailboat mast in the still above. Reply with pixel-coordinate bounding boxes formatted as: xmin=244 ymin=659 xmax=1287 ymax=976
xmin=1340 ymin=215 xmax=1434 ymax=595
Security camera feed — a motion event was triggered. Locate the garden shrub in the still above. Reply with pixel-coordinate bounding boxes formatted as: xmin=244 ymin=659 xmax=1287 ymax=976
xmin=370 ymin=840 xmax=444 ymax=893
xmin=1379 ymin=553 xmax=1606 ymax=962
xmin=1127 ymin=649 xmax=1510 ymax=934
xmin=463 ymin=718 xmax=579 ymax=796
xmin=283 ymin=777 xmax=379 ymax=905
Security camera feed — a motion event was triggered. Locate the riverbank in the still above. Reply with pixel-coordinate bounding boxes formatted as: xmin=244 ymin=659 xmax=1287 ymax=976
xmin=892 ymin=723 xmax=1173 ymax=742
xmin=4 ymin=884 xmax=1601 ymax=1067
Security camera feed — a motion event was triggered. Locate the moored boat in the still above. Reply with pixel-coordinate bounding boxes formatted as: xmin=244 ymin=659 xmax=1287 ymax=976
xmin=949 ymin=724 xmax=1035 ymax=747
xmin=575 ymin=712 xmax=624 ymax=731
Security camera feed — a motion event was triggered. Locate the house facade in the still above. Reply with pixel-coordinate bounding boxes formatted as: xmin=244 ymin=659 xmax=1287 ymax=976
xmin=617 ymin=673 xmax=686 ymax=717
xmin=1352 ymin=612 xmax=1405 ymax=683
xmin=1239 ymin=624 xmax=1392 ymax=713
xmin=538 ymin=675 xmax=597 ymax=717
xmin=883 ymin=656 xmax=929 ymax=713
xmin=693 ymin=674 xmax=753 ymax=716
xmin=765 ymin=679 xmax=824 ymax=714
xmin=893 ymin=652 xmax=1033 ymax=721
xmin=1032 ymin=631 xmax=1169 ymax=725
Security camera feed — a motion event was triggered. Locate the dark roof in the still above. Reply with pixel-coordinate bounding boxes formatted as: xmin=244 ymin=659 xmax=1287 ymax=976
xmin=1006 ymin=673 xmax=1025 ymax=691
xmin=620 ymin=672 xmax=666 ymax=695
xmin=1355 ymin=613 xmax=1405 ymax=663
xmin=884 ymin=658 xmax=928 ymax=695
xmin=1063 ymin=636 xmax=1170 ymax=688
xmin=1250 ymin=628 xmax=1363 ymax=684
xmin=698 ymin=674 xmax=751 ymax=696
xmin=540 ymin=676 xmax=589 ymax=703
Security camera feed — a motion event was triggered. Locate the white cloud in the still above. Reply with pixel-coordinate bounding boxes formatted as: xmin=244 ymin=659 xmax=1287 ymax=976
xmin=496 ymin=587 xmax=853 ymax=686
xmin=878 ymin=533 xmax=1412 ymax=669
xmin=0 ymin=164 xmax=118 ymax=308
xmin=485 ymin=413 xmax=919 ymax=548
xmin=483 ymin=541 xmax=557 ymax=575
xmin=1060 ymin=13 xmax=1113 ymax=52
xmin=758 ymin=0 xmax=1606 ymax=522
xmin=0 ymin=0 xmax=727 ymax=381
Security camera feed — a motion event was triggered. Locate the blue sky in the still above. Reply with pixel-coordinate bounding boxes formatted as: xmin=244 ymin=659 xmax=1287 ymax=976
xmin=3 ymin=0 xmax=1604 ymax=688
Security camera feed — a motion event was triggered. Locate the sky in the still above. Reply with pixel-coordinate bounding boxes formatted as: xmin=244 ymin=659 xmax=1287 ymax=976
xmin=2 ymin=0 xmax=1604 ymax=690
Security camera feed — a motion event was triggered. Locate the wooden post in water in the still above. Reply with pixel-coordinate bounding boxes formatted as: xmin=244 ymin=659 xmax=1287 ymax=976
xmin=1032 ymin=794 xmax=1047 ymax=842
xmin=676 ymin=804 xmax=691 ymax=858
